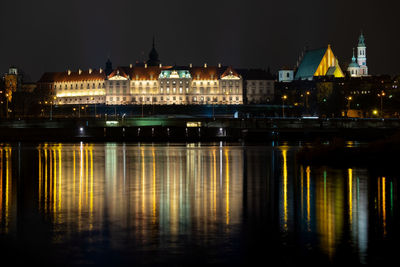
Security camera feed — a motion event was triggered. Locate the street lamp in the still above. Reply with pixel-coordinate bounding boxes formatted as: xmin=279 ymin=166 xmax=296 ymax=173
xmin=5 ymin=93 xmax=9 ymax=119
xmin=91 ymin=97 xmax=96 ymax=118
xmin=282 ymin=95 xmax=288 ymax=118
xmin=50 ymin=96 xmax=56 ymax=120
xmin=377 ymin=91 xmax=385 ymax=118
xmin=347 ymin=96 xmax=352 ymax=117
xmin=305 ymin=91 xmax=310 ymax=109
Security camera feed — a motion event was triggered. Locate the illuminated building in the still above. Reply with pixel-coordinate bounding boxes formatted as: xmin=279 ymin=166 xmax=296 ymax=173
xmin=3 ymin=67 xmax=20 ymax=104
xmin=347 ymin=33 xmax=369 ymax=77
xmin=239 ymin=69 xmax=275 ymax=104
xmin=278 ymin=68 xmax=294 ymax=83
xmin=37 ymin=38 xmax=244 ymax=106
xmin=42 ymin=69 xmax=107 ymax=105
xmin=295 ymin=44 xmax=345 ymax=80
xmin=39 ymin=64 xmax=243 ymax=106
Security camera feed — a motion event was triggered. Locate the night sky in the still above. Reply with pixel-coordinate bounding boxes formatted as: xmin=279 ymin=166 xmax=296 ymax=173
xmin=1 ymin=0 xmax=398 ymax=81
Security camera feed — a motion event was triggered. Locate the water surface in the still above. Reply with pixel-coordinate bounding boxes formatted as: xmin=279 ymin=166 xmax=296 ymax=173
xmin=0 ymin=143 xmax=398 ymax=265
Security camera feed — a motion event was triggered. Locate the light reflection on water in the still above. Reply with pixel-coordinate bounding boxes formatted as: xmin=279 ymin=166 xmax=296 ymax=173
xmin=0 ymin=143 xmax=399 ymax=265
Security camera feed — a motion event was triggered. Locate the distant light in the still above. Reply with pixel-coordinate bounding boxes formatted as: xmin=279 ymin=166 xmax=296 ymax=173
xmin=302 ymin=116 xmax=319 ymax=119
xmin=80 ymin=127 xmax=84 ymax=132
xmin=106 ymin=121 xmax=119 ymax=126
xmin=187 ymin=122 xmax=202 ymax=127
xmin=373 ymin=110 xmax=378 ymax=115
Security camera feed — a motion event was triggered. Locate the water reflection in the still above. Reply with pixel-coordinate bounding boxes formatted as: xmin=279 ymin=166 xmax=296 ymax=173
xmin=0 ymin=143 xmax=399 ymax=265
xmin=0 ymin=145 xmax=13 ymax=234
xmin=36 ymin=143 xmax=243 ymax=249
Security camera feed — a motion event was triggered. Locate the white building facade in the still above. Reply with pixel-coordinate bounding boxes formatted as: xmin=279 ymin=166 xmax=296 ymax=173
xmin=41 ymin=65 xmax=243 ymax=106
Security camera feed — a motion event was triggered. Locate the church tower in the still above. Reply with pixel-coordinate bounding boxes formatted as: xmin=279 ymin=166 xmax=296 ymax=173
xmin=146 ymin=37 xmax=160 ymax=67
xmin=357 ymin=33 xmax=368 ymax=76
xmin=348 ymin=48 xmax=361 ymax=77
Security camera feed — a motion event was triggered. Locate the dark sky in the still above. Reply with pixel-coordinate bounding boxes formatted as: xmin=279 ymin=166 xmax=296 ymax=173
xmin=0 ymin=0 xmax=398 ymax=81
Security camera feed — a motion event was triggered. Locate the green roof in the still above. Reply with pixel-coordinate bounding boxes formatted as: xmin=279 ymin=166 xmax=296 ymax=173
xmin=159 ymin=70 xmax=191 ymax=79
xmin=326 ymin=66 xmax=336 ymax=76
xmin=348 ymin=62 xmax=360 ymax=68
xmin=295 ymin=48 xmax=326 ymax=80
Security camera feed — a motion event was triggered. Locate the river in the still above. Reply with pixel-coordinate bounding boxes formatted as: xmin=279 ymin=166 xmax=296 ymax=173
xmin=0 ymin=142 xmax=398 ymax=265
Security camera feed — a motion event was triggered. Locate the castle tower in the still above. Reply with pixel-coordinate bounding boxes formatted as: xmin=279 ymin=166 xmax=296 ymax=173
xmin=105 ymin=58 xmax=113 ymax=76
xmin=357 ymin=33 xmax=368 ymax=76
xmin=146 ymin=36 xmax=160 ymax=66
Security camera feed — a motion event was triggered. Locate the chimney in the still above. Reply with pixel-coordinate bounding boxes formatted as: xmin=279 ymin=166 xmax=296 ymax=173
xmin=89 ymin=68 xmax=92 ymax=74
xmin=99 ymin=68 xmax=103 ymax=73
xmin=67 ymin=70 xmax=71 ymax=75
xmin=159 ymin=63 xmax=162 ymax=68
xmin=204 ymin=63 xmax=207 ymax=68
xmin=78 ymin=69 xmax=82 ymax=75
xmin=145 ymin=63 xmax=148 ymax=68
xmin=189 ymin=63 xmax=193 ymax=68
xmin=129 ymin=64 xmax=133 ymax=68
xmin=218 ymin=63 xmax=222 ymax=68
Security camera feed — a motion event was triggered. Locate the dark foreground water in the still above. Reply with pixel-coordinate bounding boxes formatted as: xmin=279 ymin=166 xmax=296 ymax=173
xmin=0 ymin=142 xmax=399 ymax=265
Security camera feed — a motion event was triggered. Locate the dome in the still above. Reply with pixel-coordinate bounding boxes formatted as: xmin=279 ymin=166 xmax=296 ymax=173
xmin=348 ymin=61 xmax=360 ymax=68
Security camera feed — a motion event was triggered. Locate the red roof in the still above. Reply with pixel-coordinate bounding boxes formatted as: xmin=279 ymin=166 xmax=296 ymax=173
xmin=220 ymin=66 xmax=240 ymax=79
xmin=38 ymin=69 xmax=106 ymax=83
xmin=190 ymin=66 xmax=220 ymax=80
xmin=118 ymin=66 xmax=173 ymax=81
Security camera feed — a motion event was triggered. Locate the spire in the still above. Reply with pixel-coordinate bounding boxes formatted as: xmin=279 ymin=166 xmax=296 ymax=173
xmin=147 ymin=36 xmax=160 ymax=66
xmin=352 ymin=48 xmax=356 ymax=62
xmin=105 ymin=58 xmax=113 ymax=76
xmin=358 ymin=31 xmax=366 ymax=47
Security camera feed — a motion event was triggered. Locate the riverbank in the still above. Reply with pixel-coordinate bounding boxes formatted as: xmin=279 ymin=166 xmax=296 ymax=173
xmin=0 ymin=117 xmax=399 ymax=142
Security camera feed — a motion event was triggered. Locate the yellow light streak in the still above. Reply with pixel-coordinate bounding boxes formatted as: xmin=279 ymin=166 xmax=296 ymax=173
xmin=152 ymin=147 xmax=156 ymax=224
xmin=225 ymin=149 xmax=230 ymax=225
xmin=283 ymin=149 xmax=288 ymax=230
xmin=348 ymin=169 xmax=353 ymax=225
